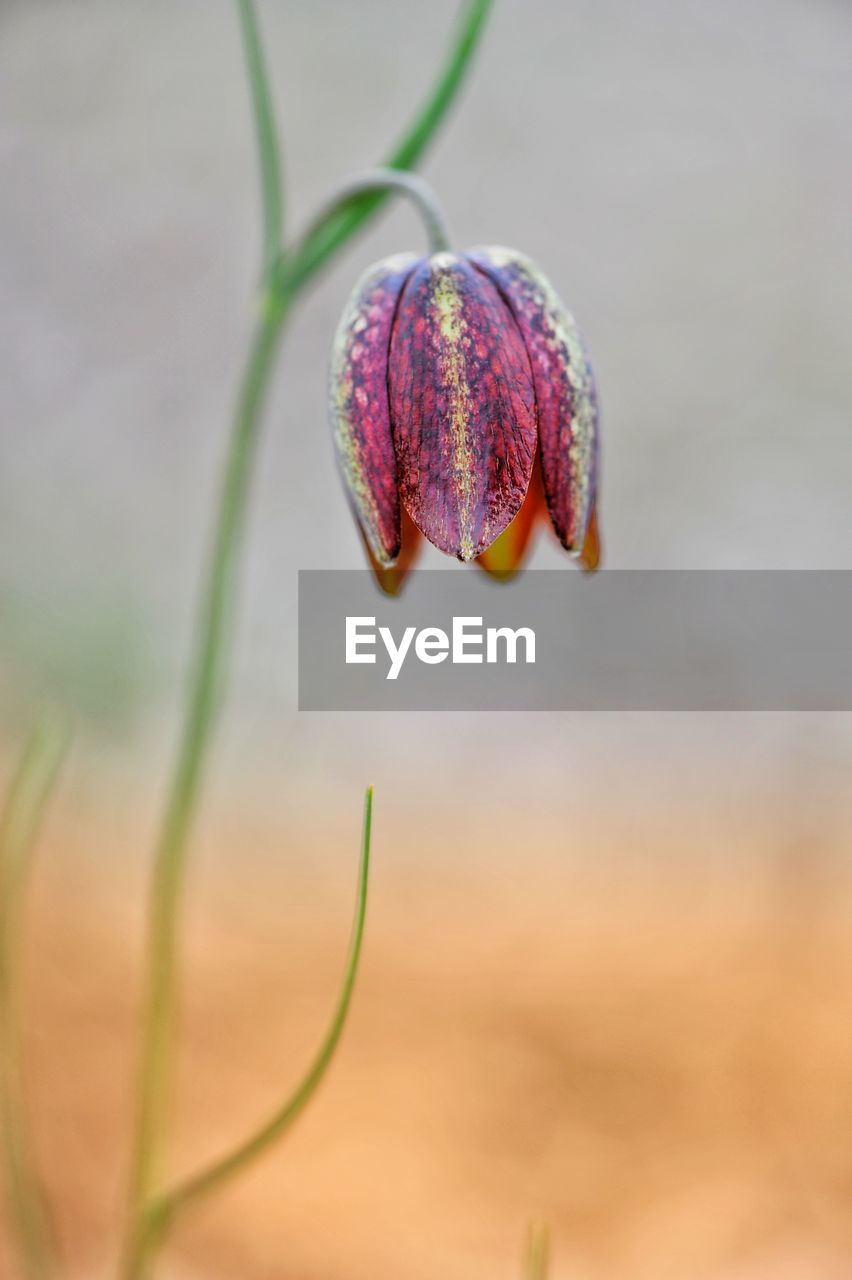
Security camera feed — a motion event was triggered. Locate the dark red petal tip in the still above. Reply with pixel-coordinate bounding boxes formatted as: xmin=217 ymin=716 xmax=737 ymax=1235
xmin=360 ymin=506 xmax=423 ymax=596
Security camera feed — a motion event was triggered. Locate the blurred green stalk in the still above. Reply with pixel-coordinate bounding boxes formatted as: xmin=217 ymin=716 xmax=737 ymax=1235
xmin=525 ymin=1222 xmax=550 ymax=1280
xmin=0 ymin=715 xmax=68 ymax=1280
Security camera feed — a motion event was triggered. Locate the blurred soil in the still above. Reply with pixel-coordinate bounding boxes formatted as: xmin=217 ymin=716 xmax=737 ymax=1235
xmin=2 ymin=805 xmax=852 ymax=1280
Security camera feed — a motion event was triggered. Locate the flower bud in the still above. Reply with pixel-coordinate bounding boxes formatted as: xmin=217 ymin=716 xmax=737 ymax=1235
xmin=329 ymin=245 xmax=600 ymax=592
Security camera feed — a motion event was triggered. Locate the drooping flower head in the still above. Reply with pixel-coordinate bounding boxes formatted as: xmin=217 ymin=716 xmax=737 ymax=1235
xmin=329 ymin=246 xmax=599 ymax=592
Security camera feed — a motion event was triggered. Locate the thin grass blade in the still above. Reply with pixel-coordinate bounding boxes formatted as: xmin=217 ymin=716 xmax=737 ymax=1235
xmin=150 ymin=786 xmax=373 ymax=1233
xmin=525 ymin=1221 xmax=550 ymax=1280
xmin=0 ymin=714 xmax=69 ymax=1280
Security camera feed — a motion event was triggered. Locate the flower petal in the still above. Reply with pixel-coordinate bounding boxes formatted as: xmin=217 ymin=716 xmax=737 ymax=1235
xmin=329 ymin=253 xmax=419 ymax=565
xmin=468 ymin=247 xmax=599 ymax=556
xmin=361 ymin=507 xmax=423 ymax=596
xmin=388 ymin=253 xmax=537 ymax=561
xmin=476 ymin=455 xmax=545 ymax=580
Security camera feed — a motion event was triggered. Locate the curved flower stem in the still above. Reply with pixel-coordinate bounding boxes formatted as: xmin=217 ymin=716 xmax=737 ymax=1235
xmin=282 ymin=0 xmax=493 ymax=294
xmin=138 ymin=788 xmax=372 ymax=1260
xmin=0 ymin=714 xmax=69 ymax=1280
xmin=237 ymin=0 xmax=284 ymax=271
xmin=122 ymin=1 xmax=492 ymax=1276
xmin=293 ymin=168 xmax=453 ymax=265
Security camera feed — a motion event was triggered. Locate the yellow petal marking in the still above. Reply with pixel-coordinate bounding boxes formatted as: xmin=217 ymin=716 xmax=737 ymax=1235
xmin=432 ymin=260 xmax=476 ymax=561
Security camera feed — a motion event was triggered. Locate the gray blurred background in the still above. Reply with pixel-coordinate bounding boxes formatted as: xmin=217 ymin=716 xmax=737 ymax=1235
xmin=3 ymin=0 xmax=852 ymax=859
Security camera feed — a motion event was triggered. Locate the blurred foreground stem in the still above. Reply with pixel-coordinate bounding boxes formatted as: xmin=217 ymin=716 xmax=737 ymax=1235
xmin=0 ymin=716 xmax=68 ymax=1280
xmin=525 ymin=1222 xmax=550 ymax=1280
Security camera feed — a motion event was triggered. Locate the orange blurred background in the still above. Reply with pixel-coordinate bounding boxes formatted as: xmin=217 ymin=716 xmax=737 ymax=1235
xmin=3 ymin=744 xmax=852 ymax=1278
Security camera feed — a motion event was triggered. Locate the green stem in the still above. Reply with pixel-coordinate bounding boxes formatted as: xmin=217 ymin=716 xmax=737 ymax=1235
xmin=0 ymin=714 xmax=69 ymax=1280
xmin=122 ymin=0 xmax=493 ymax=1274
xmin=237 ymin=0 xmax=284 ymax=270
xmin=292 ymin=168 xmax=453 ymax=267
xmin=283 ymin=0 xmax=493 ymax=293
xmin=122 ymin=286 xmax=288 ymax=1280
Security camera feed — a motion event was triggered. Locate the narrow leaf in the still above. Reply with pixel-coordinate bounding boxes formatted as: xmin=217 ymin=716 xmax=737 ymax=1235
xmin=152 ymin=787 xmax=374 ymax=1229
